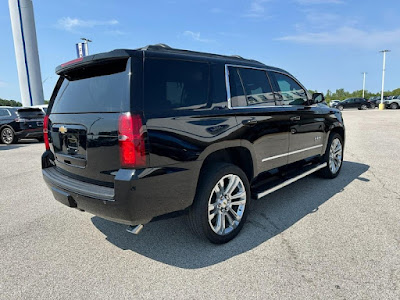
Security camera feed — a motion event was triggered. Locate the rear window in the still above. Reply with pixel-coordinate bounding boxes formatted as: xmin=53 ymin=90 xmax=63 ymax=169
xmin=17 ymin=108 xmax=44 ymax=118
xmin=144 ymin=59 xmax=209 ymax=114
xmin=51 ymin=59 xmax=129 ymax=113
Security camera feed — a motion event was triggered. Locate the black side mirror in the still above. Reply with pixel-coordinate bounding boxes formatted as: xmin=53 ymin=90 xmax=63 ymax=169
xmin=312 ymin=93 xmax=325 ymax=104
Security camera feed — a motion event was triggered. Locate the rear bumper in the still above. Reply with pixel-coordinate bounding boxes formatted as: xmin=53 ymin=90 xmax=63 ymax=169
xmin=42 ymin=152 xmax=200 ymax=225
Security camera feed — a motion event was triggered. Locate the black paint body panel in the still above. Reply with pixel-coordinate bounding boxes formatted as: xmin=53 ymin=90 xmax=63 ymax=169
xmin=42 ymin=47 xmax=345 ymax=226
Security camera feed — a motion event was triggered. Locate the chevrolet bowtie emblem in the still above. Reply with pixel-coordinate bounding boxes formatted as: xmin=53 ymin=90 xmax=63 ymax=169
xmin=59 ymin=126 xmax=68 ymax=134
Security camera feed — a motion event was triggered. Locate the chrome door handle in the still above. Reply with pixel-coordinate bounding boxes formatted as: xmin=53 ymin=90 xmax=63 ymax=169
xmin=242 ymin=119 xmax=258 ymax=126
xmin=290 ymin=116 xmax=301 ymax=121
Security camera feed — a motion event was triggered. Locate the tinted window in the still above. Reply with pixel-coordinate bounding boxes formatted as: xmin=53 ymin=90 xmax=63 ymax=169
xmin=51 ymin=59 xmax=129 ymax=113
xmin=238 ymin=68 xmax=275 ymax=106
xmin=209 ymin=64 xmax=228 ymax=109
xmin=228 ymin=67 xmax=275 ymax=107
xmin=270 ymin=72 xmax=308 ymax=105
xmin=0 ymin=109 xmax=10 ymax=117
xmin=17 ymin=108 xmax=44 ymax=118
xmin=144 ymin=59 xmax=209 ymax=113
xmin=228 ymin=67 xmax=247 ymax=107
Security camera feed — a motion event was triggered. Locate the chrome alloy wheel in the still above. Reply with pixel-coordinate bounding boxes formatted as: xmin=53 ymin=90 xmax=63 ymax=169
xmin=208 ymin=174 xmax=247 ymax=235
xmin=1 ymin=128 xmax=13 ymax=144
xmin=329 ymin=138 xmax=343 ymax=174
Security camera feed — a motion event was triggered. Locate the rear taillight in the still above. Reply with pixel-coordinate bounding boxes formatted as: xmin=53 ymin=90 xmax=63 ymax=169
xmin=118 ymin=113 xmax=146 ymax=168
xmin=43 ymin=115 xmax=50 ymax=150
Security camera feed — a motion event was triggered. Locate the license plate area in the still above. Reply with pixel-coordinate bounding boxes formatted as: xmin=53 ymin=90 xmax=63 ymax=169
xmin=51 ymin=124 xmax=87 ymax=168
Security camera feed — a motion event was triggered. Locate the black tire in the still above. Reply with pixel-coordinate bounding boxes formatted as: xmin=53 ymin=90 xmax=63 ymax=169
xmin=338 ymin=105 xmax=344 ymax=111
xmin=188 ymin=163 xmax=251 ymax=244
xmin=37 ymin=137 xmax=44 ymax=142
xmin=390 ymin=103 xmax=399 ymax=109
xmin=0 ymin=127 xmax=17 ymax=145
xmin=360 ymin=104 xmax=367 ymax=110
xmin=370 ymin=103 xmax=375 ymax=109
xmin=318 ymin=133 xmax=344 ymax=179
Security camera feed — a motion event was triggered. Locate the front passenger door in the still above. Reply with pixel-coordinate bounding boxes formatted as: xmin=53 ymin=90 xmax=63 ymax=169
xmin=269 ymin=71 xmax=325 ymax=164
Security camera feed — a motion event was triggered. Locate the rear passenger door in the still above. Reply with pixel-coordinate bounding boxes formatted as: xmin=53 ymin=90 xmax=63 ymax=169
xmin=268 ymin=71 xmax=325 ymax=164
xmin=227 ymin=66 xmax=290 ymax=173
xmin=144 ymin=58 xmax=238 ymax=167
xmin=346 ymin=98 xmax=356 ymax=108
xmin=354 ymin=98 xmax=361 ymax=108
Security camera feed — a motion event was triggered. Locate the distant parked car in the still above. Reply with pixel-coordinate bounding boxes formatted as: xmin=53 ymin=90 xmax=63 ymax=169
xmin=331 ymin=97 xmax=371 ymax=111
xmin=0 ymin=106 xmax=45 ymax=144
xmin=329 ymin=100 xmax=341 ymax=108
xmin=384 ymin=95 xmax=400 ymax=109
xmin=370 ymin=96 xmax=390 ymax=108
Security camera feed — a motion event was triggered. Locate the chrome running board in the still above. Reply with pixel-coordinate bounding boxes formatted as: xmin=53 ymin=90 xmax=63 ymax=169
xmin=256 ymin=162 xmax=327 ymax=200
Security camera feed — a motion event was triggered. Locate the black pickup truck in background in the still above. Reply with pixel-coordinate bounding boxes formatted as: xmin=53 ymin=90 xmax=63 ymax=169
xmin=42 ymin=44 xmax=345 ymax=243
xmin=0 ymin=106 xmax=45 ymax=144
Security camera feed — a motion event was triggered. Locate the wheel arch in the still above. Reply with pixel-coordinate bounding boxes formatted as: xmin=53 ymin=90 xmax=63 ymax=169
xmin=325 ymin=125 xmax=345 ymax=152
xmin=198 ymin=145 xmax=256 ymax=184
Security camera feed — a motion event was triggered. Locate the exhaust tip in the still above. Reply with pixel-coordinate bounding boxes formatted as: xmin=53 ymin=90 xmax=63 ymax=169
xmin=126 ymin=224 xmax=143 ymax=235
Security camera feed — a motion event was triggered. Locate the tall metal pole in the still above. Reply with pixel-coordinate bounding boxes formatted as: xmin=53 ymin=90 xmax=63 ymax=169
xmin=362 ymin=72 xmax=366 ymax=98
xmin=9 ymin=0 xmax=44 ymax=106
xmin=379 ymin=50 xmax=390 ymax=110
xmin=81 ymin=37 xmax=92 ymax=56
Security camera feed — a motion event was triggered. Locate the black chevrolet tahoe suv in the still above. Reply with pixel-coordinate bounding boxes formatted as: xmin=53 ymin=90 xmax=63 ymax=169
xmin=42 ymin=44 xmax=345 ymax=244
xmin=0 ymin=106 xmax=44 ymax=144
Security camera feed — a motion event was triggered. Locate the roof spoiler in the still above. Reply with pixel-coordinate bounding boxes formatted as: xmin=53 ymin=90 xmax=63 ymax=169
xmin=55 ymin=49 xmax=133 ymax=75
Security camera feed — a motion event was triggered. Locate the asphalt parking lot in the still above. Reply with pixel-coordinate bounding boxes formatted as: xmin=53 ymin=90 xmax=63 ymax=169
xmin=1 ymin=109 xmax=399 ymax=299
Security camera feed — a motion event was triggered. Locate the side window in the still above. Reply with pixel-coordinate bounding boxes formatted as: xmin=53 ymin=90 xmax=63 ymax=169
xmin=0 ymin=109 xmax=10 ymax=117
xmin=270 ymin=72 xmax=308 ymax=105
xmin=209 ymin=64 xmax=228 ymax=109
xmin=228 ymin=66 xmax=275 ymax=107
xmin=144 ymin=59 xmax=209 ymax=113
xmin=237 ymin=68 xmax=275 ymax=106
xmin=228 ymin=67 xmax=247 ymax=107
xmin=355 ymin=98 xmax=361 ymax=103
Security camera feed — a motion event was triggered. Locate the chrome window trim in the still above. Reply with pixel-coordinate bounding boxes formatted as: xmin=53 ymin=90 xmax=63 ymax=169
xmin=224 ymin=64 xmax=310 ymax=110
xmin=261 ymin=144 xmax=323 ymax=162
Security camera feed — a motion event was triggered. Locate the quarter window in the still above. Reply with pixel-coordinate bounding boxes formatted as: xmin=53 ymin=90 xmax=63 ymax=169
xmin=144 ymin=59 xmax=209 ymax=113
xmin=270 ymin=72 xmax=308 ymax=105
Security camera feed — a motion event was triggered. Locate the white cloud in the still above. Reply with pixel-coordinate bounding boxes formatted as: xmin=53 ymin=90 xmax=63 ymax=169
xmin=0 ymin=81 xmax=7 ymax=87
xmin=296 ymin=0 xmax=343 ymax=4
xmin=57 ymin=17 xmax=119 ymax=32
xmin=183 ymin=31 xmax=212 ymax=43
xmin=244 ymin=0 xmax=271 ymax=18
xmin=277 ymin=26 xmax=400 ymax=48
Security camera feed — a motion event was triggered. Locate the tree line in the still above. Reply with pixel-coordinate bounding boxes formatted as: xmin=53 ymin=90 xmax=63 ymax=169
xmin=0 ymin=98 xmax=22 ymax=107
xmin=0 ymin=98 xmax=50 ymax=107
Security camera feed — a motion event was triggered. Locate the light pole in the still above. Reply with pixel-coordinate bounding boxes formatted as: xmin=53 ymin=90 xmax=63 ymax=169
xmin=379 ymin=50 xmax=390 ymax=110
xmin=361 ymin=72 xmax=367 ymax=98
xmin=81 ymin=37 xmax=92 ymax=56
